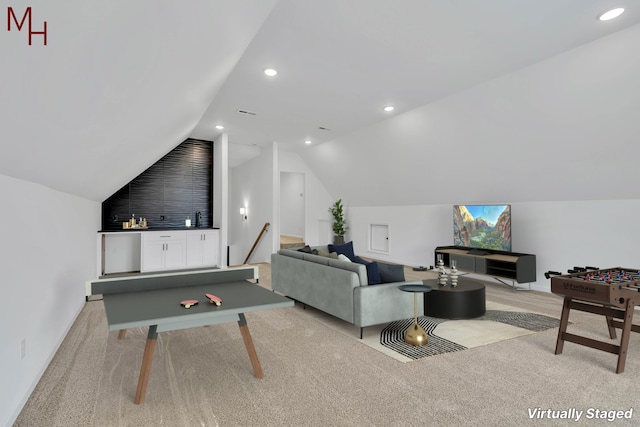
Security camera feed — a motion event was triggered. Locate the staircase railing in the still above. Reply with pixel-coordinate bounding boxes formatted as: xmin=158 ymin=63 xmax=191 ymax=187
xmin=244 ymin=222 xmax=270 ymax=264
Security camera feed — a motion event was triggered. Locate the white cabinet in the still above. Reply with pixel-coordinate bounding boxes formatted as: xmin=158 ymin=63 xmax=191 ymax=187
xmin=186 ymin=229 xmax=220 ymax=267
xmin=141 ymin=231 xmax=187 ymax=272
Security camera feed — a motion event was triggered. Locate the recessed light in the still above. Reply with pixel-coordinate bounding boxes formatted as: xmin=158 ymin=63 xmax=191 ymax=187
xmin=215 ymin=125 xmax=224 ymax=130
xmin=598 ymin=7 xmax=624 ymax=21
xmin=384 ymin=106 xmax=395 ymax=112
xmin=264 ymin=68 xmax=278 ymax=77
xmin=304 ymin=140 xmax=312 ymax=145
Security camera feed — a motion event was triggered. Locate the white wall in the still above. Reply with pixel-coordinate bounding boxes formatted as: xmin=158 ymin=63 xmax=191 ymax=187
xmin=213 ymin=133 xmax=229 ymax=266
xmin=229 ymin=148 xmax=336 ymax=265
xmin=229 ymin=144 xmax=275 ymax=265
xmin=348 ymin=199 xmax=640 ymax=292
xmin=0 ymin=174 xmax=99 ymax=427
xmin=279 ymin=151 xmax=335 ymax=246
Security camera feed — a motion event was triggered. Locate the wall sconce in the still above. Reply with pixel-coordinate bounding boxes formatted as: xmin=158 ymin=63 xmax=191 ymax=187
xmin=240 ymin=207 xmax=247 ymax=221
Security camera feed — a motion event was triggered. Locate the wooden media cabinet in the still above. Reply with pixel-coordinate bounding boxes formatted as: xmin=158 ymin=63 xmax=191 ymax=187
xmin=434 ymin=246 xmax=536 ymax=289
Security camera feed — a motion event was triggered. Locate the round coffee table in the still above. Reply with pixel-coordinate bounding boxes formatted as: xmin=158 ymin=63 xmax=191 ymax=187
xmin=424 ymin=277 xmax=485 ymax=319
xmin=398 ymin=284 xmax=432 ymax=346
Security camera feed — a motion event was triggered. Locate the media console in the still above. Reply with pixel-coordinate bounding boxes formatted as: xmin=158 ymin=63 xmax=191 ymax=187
xmin=434 ymin=246 xmax=536 ymax=288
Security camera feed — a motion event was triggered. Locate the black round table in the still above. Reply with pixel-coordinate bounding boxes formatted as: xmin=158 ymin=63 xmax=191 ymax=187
xmin=424 ymin=277 xmax=485 ymax=319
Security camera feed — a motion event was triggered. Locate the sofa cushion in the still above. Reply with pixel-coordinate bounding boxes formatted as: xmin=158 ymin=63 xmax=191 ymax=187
xmin=328 ymin=241 xmax=355 ymax=260
xmin=377 ymin=262 xmax=405 ymax=283
xmin=278 ymin=249 xmax=305 ymax=259
xmin=326 ymin=258 xmax=368 ymax=286
xmin=303 ymin=253 xmax=330 ymax=265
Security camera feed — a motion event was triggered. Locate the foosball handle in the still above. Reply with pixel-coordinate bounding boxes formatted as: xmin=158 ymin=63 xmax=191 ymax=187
xmin=544 ymin=271 xmax=562 ymax=279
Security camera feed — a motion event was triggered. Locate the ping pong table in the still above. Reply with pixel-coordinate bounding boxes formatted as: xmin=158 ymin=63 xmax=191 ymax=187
xmin=92 ymin=266 xmax=293 ymax=404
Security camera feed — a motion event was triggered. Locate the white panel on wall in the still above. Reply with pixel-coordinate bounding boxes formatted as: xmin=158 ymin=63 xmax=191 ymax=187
xmin=369 ymin=224 xmax=389 ymax=254
xmin=280 ymin=172 xmax=305 ymax=238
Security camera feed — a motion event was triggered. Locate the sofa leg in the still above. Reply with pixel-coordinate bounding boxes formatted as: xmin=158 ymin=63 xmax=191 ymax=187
xmin=360 ymin=327 xmax=363 ymax=339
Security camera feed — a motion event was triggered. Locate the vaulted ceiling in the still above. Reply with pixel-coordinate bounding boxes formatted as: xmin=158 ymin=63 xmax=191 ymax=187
xmin=3 ymin=0 xmax=639 ymax=203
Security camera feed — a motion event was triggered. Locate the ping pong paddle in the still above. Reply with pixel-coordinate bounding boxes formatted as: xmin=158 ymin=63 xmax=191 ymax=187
xmin=205 ymin=293 xmax=222 ymax=306
xmin=180 ymin=299 xmax=199 ymax=309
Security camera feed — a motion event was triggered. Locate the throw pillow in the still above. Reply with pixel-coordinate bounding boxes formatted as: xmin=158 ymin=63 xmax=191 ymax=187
xmin=297 ymin=245 xmax=312 ymax=253
xmin=365 ymin=261 xmax=382 ymax=285
xmin=377 ymin=262 xmax=405 ymax=283
xmin=317 ymin=250 xmax=338 ymax=259
xmin=352 ymin=256 xmax=382 ymax=285
xmin=328 ymin=241 xmax=355 ymax=261
xmin=337 ymin=254 xmax=352 ymax=262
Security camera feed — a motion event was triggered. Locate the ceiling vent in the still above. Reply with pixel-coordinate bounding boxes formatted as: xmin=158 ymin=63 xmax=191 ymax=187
xmin=318 ymin=126 xmax=331 ymax=131
xmin=237 ymin=109 xmax=257 ymax=116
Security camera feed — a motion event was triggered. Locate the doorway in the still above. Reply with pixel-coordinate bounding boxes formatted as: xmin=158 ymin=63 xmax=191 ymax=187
xmin=280 ymin=172 xmax=305 ymax=248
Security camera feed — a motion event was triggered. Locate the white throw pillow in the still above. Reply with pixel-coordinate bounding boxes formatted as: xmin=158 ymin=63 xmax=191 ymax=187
xmin=338 ymin=254 xmax=352 ymax=262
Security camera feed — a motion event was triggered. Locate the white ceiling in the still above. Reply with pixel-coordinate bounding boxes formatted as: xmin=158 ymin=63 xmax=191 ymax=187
xmin=191 ymin=0 xmax=640 ymax=162
xmin=2 ymin=0 xmax=639 ymax=200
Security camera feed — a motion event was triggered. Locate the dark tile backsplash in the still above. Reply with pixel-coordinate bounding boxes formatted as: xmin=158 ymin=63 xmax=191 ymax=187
xmin=102 ymin=139 xmax=213 ymax=230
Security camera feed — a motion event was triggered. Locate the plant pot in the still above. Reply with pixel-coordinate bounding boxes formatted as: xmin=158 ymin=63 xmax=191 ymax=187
xmin=334 ymin=235 xmax=345 ymax=245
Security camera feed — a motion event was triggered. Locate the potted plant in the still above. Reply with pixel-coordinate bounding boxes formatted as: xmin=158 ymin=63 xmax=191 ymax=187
xmin=329 ymin=199 xmax=347 ymax=244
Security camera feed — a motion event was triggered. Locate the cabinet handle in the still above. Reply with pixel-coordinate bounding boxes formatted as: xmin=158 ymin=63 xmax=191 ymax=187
xmin=160 ymin=235 xmax=171 ymax=238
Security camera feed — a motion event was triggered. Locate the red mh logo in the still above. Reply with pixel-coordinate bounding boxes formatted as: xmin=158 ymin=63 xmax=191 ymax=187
xmin=7 ymin=7 xmax=47 ymax=45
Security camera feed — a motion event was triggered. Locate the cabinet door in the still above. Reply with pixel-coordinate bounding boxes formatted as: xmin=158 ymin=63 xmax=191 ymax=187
xmin=450 ymin=254 xmax=475 ymax=272
xmin=141 ymin=240 xmax=166 ymax=272
xmin=164 ymin=239 xmax=186 ymax=269
xmin=141 ymin=232 xmax=187 ymax=272
xmin=201 ymin=230 xmax=220 ymax=267
xmin=186 ymin=230 xmax=220 ymax=267
xmin=186 ymin=232 xmax=204 ymax=267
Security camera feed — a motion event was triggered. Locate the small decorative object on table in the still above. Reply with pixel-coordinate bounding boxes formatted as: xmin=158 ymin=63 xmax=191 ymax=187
xmin=450 ymin=260 xmax=458 ymax=287
xmin=436 ymin=254 xmax=448 ymax=286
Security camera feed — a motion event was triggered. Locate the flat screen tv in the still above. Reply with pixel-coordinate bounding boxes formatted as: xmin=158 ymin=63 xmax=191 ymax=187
xmin=453 ymin=205 xmax=511 ymax=252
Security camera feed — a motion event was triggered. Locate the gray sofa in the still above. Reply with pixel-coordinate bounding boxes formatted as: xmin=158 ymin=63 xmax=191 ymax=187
xmin=271 ymin=245 xmax=424 ymax=337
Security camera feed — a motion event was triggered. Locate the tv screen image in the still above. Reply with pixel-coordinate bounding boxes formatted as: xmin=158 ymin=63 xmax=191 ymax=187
xmin=453 ymin=205 xmax=511 ymax=251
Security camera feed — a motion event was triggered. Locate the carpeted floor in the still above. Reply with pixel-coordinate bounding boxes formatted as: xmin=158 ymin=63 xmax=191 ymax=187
xmin=14 ymin=263 xmax=640 ymax=426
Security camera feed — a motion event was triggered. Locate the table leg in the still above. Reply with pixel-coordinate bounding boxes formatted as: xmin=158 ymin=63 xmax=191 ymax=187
xmin=117 ymin=329 xmax=127 ymax=340
xmin=555 ymin=297 xmax=571 ymax=355
xmin=615 ymin=299 xmax=636 ymax=374
xmin=134 ymin=325 xmax=158 ymax=404
xmin=405 ymin=293 xmax=428 ymax=346
xmin=237 ymin=313 xmax=264 ymax=379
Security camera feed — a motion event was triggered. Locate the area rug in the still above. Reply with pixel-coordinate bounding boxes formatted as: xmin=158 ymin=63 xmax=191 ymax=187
xmin=379 ymin=307 xmax=562 ymax=362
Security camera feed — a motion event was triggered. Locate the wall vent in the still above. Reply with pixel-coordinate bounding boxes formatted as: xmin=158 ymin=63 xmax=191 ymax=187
xmin=237 ymin=109 xmax=257 ymax=116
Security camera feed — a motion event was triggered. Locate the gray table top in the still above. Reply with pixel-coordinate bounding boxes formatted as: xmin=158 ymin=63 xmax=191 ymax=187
xmin=103 ymin=280 xmax=293 ymax=332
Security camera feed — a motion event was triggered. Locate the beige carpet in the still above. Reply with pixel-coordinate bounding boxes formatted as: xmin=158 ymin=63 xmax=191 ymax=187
xmin=14 ymin=263 xmax=640 ymax=427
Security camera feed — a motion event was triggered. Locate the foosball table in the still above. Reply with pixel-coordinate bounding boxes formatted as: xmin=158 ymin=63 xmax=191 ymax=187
xmin=550 ymin=267 xmax=640 ymax=373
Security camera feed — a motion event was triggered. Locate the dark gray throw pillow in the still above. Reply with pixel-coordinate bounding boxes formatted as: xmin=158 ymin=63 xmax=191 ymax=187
xmin=377 ymin=262 xmax=405 ymax=283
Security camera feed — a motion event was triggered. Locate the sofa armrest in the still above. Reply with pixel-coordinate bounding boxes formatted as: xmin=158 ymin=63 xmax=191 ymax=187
xmin=353 ymin=280 xmax=424 ymax=328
